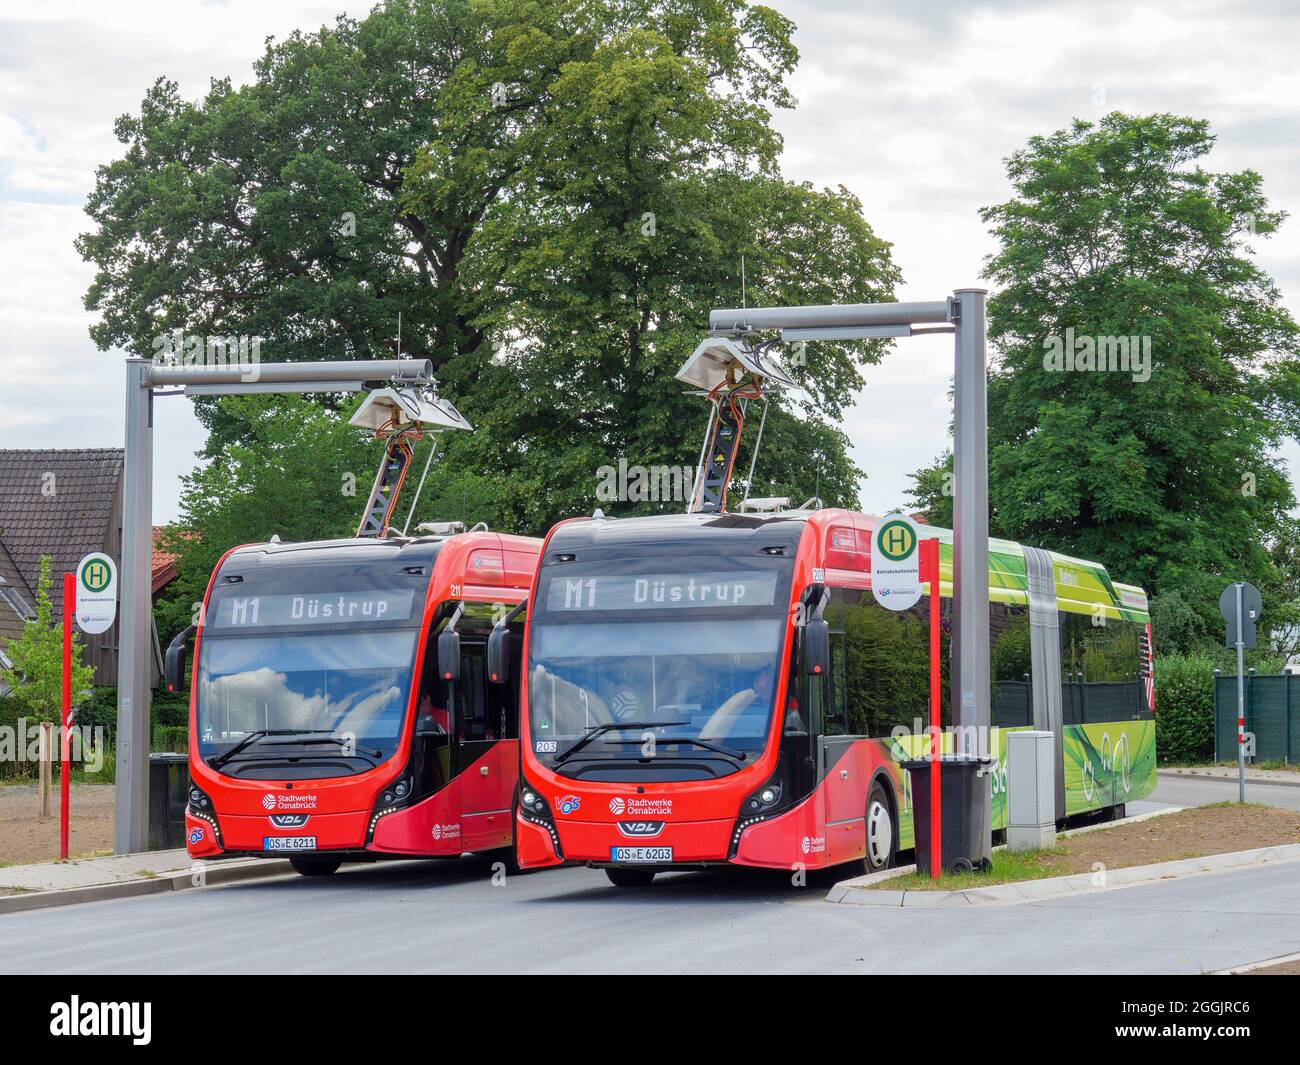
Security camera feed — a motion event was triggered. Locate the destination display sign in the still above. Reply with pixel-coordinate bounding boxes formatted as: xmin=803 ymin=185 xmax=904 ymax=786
xmin=210 ymin=589 xmax=416 ymax=629
xmin=547 ymin=572 xmax=778 ymax=613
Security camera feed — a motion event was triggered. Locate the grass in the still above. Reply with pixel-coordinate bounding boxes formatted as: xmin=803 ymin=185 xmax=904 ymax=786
xmin=876 ymin=848 xmax=1072 ymax=891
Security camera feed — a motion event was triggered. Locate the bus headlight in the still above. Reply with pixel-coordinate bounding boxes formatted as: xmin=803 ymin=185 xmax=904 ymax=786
xmin=517 ymin=783 xmax=562 ymax=858
xmin=187 ymin=784 xmax=222 ymax=848
xmin=730 ymin=777 xmax=787 ymax=856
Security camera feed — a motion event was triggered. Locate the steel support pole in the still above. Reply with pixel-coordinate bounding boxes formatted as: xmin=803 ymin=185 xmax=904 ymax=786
xmin=116 ymin=359 xmax=153 ymax=853
xmin=1237 ymin=583 xmax=1246 ymax=803
xmin=951 ymin=289 xmax=990 ymax=755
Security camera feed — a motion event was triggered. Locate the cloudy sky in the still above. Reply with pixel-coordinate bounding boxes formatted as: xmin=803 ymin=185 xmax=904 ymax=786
xmin=2 ymin=0 xmax=1298 ymax=522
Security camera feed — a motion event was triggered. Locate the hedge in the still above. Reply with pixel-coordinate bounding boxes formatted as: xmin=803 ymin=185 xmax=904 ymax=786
xmin=1153 ymin=653 xmax=1218 ymax=763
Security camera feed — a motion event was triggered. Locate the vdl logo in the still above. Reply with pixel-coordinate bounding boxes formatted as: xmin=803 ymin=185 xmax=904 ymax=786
xmin=875 ymin=518 xmax=917 ymax=562
xmin=79 ymin=557 xmax=112 ymax=593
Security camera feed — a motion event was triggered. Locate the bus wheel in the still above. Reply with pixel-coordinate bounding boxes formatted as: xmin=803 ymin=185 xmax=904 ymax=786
xmin=605 ymin=867 xmax=656 ymax=888
xmin=865 ymin=782 xmax=897 ymax=872
xmin=290 ymin=856 xmax=342 ymax=877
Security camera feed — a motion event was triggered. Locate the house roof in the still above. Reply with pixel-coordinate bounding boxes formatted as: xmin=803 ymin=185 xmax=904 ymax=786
xmin=152 ymin=525 xmax=183 ymax=594
xmin=0 ymin=449 xmax=124 ymax=614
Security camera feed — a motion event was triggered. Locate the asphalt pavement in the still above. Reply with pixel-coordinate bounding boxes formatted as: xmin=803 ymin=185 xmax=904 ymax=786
xmin=2 ymin=772 xmax=1297 ymax=975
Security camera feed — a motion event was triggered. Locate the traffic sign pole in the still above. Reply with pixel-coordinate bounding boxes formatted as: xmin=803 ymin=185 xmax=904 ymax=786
xmin=1236 ymin=583 xmax=1246 ymax=804
xmin=923 ymin=538 xmax=942 ymax=880
xmin=61 ymin=572 xmax=73 ymax=861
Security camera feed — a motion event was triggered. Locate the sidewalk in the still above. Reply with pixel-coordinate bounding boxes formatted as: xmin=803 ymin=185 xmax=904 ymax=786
xmin=1160 ymin=765 xmax=1300 ymax=787
xmin=0 ymin=848 xmax=292 ymax=914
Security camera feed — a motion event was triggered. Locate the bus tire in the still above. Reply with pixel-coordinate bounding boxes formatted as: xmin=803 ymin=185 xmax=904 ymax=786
xmin=605 ymin=867 xmax=656 ymax=888
xmin=864 ymin=780 xmax=897 ymax=873
xmin=290 ymin=856 xmax=342 ymax=877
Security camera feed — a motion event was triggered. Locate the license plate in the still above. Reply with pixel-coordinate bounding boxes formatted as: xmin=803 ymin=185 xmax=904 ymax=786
xmin=610 ymin=846 xmax=672 ymax=864
xmin=264 ymin=836 xmax=317 ymax=852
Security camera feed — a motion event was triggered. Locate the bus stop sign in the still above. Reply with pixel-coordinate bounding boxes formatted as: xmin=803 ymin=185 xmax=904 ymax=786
xmin=871 ymin=514 xmax=923 ymax=612
xmin=1219 ymin=581 xmax=1261 ymax=650
xmin=75 ymin=552 xmax=118 ymax=635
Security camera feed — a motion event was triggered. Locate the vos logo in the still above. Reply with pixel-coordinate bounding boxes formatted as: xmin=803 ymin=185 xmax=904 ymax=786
xmin=557 ymin=795 xmax=582 ymax=815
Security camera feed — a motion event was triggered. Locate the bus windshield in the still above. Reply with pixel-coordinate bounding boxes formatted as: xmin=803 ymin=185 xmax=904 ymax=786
xmin=196 ymin=630 xmax=418 ymax=771
xmin=527 ymin=617 xmax=786 ymax=766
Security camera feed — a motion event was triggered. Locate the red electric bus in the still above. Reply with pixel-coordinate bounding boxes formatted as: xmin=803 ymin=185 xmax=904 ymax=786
xmin=502 ymin=507 xmax=1155 ymax=886
xmin=174 ymin=529 xmax=539 ymax=875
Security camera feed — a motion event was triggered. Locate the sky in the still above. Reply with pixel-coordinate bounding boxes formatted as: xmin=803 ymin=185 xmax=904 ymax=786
xmin=1 ymin=0 xmax=1298 ymax=523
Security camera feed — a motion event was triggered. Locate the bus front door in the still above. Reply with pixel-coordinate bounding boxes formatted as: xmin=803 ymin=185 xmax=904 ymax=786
xmin=455 ymin=642 xmax=515 ymax=853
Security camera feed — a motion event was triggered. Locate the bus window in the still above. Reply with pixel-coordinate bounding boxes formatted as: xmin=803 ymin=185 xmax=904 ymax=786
xmin=837 ymin=589 xmax=944 ymax=738
xmin=826 ymin=627 xmax=849 ymax=736
xmin=991 ymin=602 xmax=1032 ymax=727
xmin=457 ymin=647 xmax=491 ymax=741
xmin=1060 ymin=611 xmax=1146 ymax=723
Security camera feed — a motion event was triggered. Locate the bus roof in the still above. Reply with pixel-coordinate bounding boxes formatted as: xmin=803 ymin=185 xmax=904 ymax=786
xmin=216 ymin=530 xmax=540 ymax=597
xmin=546 ymin=509 xmax=1149 ymax=624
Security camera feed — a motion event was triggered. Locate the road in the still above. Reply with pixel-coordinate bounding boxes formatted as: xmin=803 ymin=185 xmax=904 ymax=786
xmin=1148 ymin=772 xmax=1300 ymax=812
xmin=2 ymin=772 xmax=1297 ymax=975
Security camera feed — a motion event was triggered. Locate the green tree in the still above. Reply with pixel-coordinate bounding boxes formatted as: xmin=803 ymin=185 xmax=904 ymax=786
xmin=911 ymin=114 xmax=1299 ymax=647
xmin=79 ymin=0 xmax=899 ymax=530
xmin=1 ymin=557 xmax=96 ymax=725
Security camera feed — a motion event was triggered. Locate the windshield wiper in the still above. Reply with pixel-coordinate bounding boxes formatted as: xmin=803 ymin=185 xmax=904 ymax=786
xmin=650 ymin=736 xmax=748 ymax=761
xmin=553 ymin=721 xmax=686 ymax=764
xmin=259 ymin=732 xmax=384 ymax=759
xmin=209 ymin=729 xmax=318 ymax=768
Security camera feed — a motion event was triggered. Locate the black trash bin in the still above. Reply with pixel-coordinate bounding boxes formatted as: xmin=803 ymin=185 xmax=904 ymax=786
xmin=901 ymin=755 xmax=995 ymax=874
xmin=148 ymin=753 xmax=189 ymax=851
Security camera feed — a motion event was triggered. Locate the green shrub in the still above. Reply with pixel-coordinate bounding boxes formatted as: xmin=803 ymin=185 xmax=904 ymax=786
xmin=1154 ymin=652 xmax=1218 ymax=763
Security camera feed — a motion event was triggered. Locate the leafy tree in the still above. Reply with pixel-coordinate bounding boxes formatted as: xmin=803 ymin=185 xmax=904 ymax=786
xmin=79 ymin=0 xmax=899 ymax=531
xmin=911 ymin=114 xmax=1299 ymax=649
xmin=1 ymin=557 xmax=96 ymax=725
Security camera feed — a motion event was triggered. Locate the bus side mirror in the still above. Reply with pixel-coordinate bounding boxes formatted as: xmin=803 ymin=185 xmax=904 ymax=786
xmin=165 ymin=625 xmax=195 ymax=693
xmin=437 ymin=630 xmax=461 ymax=682
xmin=804 ymin=617 xmax=830 ymax=677
xmin=487 ymin=626 xmax=511 ymax=685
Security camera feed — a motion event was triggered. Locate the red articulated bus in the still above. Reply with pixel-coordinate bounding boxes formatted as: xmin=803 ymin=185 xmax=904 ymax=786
xmin=503 ymin=506 xmax=1154 ymax=887
xmin=178 ymin=529 xmax=539 ymax=875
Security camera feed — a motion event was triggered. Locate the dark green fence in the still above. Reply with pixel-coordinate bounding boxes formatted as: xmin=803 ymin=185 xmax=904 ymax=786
xmin=1213 ymin=671 xmax=1298 ymax=764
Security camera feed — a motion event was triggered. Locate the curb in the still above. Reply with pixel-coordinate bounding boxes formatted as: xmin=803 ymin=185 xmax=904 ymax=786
xmin=1211 ymin=950 xmax=1300 ymax=975
xmin=827 ymin=841 xmax=1300 ymax=908
xmin=1158 ymin=768 xmax=1300 ymax=789
xmin=0 ymin=859 xmax=294 ymax=916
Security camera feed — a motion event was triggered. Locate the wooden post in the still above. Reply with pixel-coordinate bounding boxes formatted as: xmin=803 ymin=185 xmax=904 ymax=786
xmin=38 ymin=720 xmax=53 ymax=818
